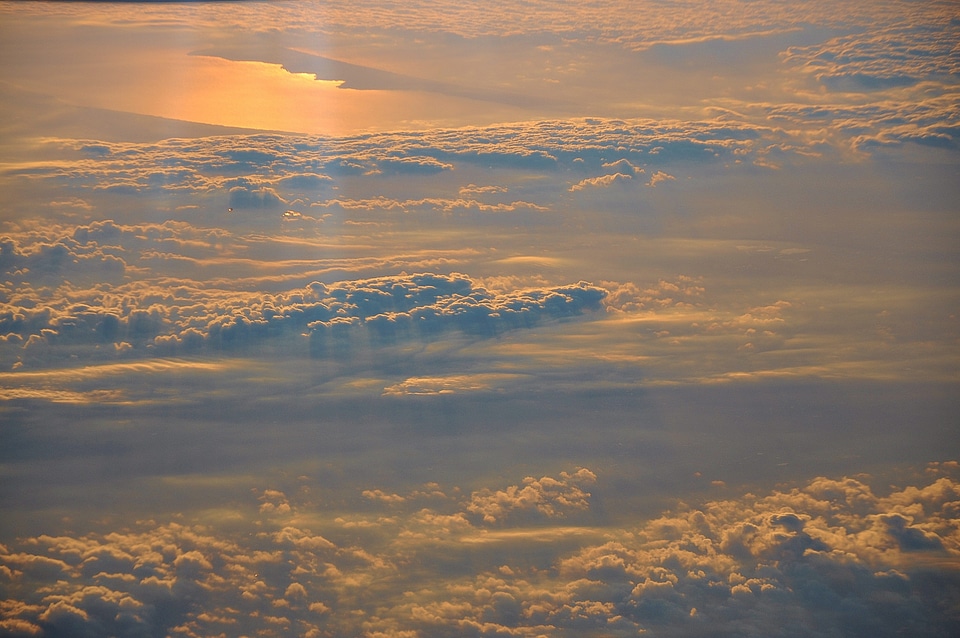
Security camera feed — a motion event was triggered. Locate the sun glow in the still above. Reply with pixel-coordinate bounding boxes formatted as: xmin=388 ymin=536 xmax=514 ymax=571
xmin=129 ymin=54 xmax=530 ymax=135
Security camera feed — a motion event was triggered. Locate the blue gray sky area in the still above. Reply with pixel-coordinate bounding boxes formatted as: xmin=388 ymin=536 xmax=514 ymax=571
xmin=1 ymin=1 xmax=959 ymax=636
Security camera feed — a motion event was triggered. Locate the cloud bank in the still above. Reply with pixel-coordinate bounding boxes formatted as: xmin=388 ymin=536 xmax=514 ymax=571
xmin=2 ymin=465 xmax=958 ymax=637
xmin=0 ymin=236 xmax=605 ymax=368
xmin=1 ymin=3 xmax=957 ymax=637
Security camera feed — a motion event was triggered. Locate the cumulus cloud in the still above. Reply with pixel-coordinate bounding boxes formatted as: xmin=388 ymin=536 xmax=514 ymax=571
xmin=646 ymin=170 xmax=676 ymax=187
xmin=8 ymin=116 xmax=794 ymax=211
xmin=465 ymin=468 xmax=597 ymax=525
xmin=1 ymin=465 xmax=957 ymax=637
xmin=44 ymin=0 xmax=928 ymax=59
xmin=307 ymin=276 xmax=606 ymax=355
xmin=568 ymin=172 xmax=633 ymax=192
xmin=780 ymin=13 xmax=960 ymax=91
xmin=2 ymin=3 xmax=957 ymax=638
xmin=1 ymin=228 xmax=607 ymax=370
xmin=0 ymin=232 xmax=126 ymax=282
xmin=601 ymin=158 xmax=643 ymax=175
xmin=764 ymin=95 xmax=960 ymax=151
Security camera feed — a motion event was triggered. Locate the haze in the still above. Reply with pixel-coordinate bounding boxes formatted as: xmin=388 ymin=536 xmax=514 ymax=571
xmin=1 ymin=2 xmax=958 ymax=636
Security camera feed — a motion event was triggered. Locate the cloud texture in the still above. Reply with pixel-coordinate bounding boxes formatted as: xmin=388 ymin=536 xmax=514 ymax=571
xmin=1 ymin=218 xmax=605 ymax=369
xmin=2 ymin=466 xmax=958 ymax=637
xmin=0 ymin=1 xmax=957 ymax=637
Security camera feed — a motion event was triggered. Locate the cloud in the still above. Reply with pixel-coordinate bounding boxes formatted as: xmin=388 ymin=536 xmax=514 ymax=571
xmin=307 ymin=276 xmax=607 ymax=354
xmin=646 ymin=170 xmax=676 ymax=187
xmin=2 ymin=240 xmax=607 ymax=371
xmin=780 ymin=15 xmax=960 ymax=91
xmin=381 ymin=373 xmax=526 ymax=396
xmin=568 ymin=172 xmax=632 ymax=192
xmin=227 ymin=184 xmax=286 ymax=210
xmin=5 ymin=209 xmax=947 ymax=392
xmin=274 ymin=173 xmax=333 ymax=191
xmin=764 ymin=95 xmax=959 ymax=152
xmin=377 ymin=156 xmax=454 ymax=175
xmin=465 ymin=468 xmax=597 ymax=525
xmin=459 ymin=184 xmax=508 ymax=196
xmin=70 ymin=0 xmax=941 ymax=63
xmin=2 ymin=4 xmax=958 ymax=638
xmin=0 ymin=233 xmax=127 ymax=282
xmin=601 ymin=158 xmax=642 ymax=175
xmin=312 ymin=197 xmax=547 ymax=215
xmin=10 ymin=116 xmax=797 ymax=214
xmin=1 ymin=465 xmax=958 ymax=637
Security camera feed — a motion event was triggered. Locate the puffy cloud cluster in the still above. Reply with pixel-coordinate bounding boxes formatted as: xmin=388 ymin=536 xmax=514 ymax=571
xmin=305 ymin=275 xmax=606 ymax=355
xmin=0 ymin=519 xmax=348 ymax=637
xmin=3 ymin=211 xmax=945 ymax=390
xmin=465 ymin=468 xmax=597 ymax=525
xmin=601 ymin=276 xmax=705 ymax=314
xmin=365 ymin=118 xmax=777 ymax=168
xmin=5 ymin=214 xmax=869 ymax=392
xmin=12 ymin=109 xmax=946 ymax=244
xmin=765 ymin=95 xmax=960 ymax=151
xmin=646 ymin=170 xmax=676 ymax=187
xmin=2 ymin=465 xmax=958 ymax=636
xmin=1 ymin=220 xmax=606 ymax=369
xmin=547 ymin=473 xmax=960 ymax=636
xmin=18 ymin=117 xmax=780 ymax=201
xmin=781 ymin=7 xmax=960 ymax=91
xmin=0 ymin=229 xmax=126 ymax=282
xmin=9 ymin=1 xmax=927 ymax=55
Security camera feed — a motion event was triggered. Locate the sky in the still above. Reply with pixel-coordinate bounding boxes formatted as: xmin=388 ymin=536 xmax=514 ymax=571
xmin=0 ymin=0 xmax=958 ymax=636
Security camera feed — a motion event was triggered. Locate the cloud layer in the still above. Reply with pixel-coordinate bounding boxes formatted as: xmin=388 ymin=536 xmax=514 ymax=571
xmin=2 ymin=465 xmax=958 ymax=637
xmin=1 ymin=217 xmax=605 ymax=370
xmin=1 ymin=3 xmax=958 ymax=637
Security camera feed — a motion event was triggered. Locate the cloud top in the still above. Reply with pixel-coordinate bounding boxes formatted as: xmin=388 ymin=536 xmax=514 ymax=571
xmin=1 ymin=238 xmax=607 ymax=369
xmin=2 ymin=465 xmax=958 ymax=637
